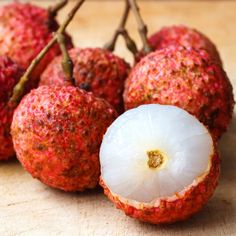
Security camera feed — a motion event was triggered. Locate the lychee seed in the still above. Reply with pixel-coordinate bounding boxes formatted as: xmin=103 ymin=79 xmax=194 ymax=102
xmin=147 ymin=150 xmax=166 ymax=169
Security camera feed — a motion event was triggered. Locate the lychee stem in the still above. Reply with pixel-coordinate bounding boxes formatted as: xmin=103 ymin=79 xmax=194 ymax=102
xmin=57 ymin=33 xmax=75 ymax=86
xmin=48 ymin=0 xmax=68 ymax=29
xmin=104 ymin=0 xmax=138 ymax=58
xmin=48 ymin=0 xmax=68 ymax=18
xmin=8 ymin=0 xmax=85 ymax=107
xmin=128 ymin=0 xmax=152 ymax=54
xmin=104 ymin=0 xmax=130 ymax=51
xmin=8 ymin=38 xmax=56 ymax=107
xmin=120 ymin=29 xmax=138 ymax=57
xmin=147 ymin=150 xmax=164 ymax=169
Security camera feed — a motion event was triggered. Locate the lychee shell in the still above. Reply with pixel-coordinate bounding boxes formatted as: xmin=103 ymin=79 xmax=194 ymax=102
xmin=40 ymin=48 xmax=130 ymax=113
xmin=11 ymin=86 xmax=117 ymax=191
xmin=148 ymin=25 xmax=222 ymax=66
xmin=124 ymin=46 xmax=234 ymax=140
xmin=100 ymin=153 xmax=220 ymax=224
xmin=0 ymin=2 xmax=73 ymax=86
xmin=0 ymin=56 xmax=24 ymax=160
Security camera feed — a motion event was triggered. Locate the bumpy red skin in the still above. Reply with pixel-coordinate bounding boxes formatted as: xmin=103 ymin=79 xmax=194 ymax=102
xmin=11 ymin=86 xmax=117 ymax=191
xmin=124 ymin=46 xmax=234 ymax=140
xmin=0 ymin=56 xmax=24 ymax=161
xmin=0 ymin=2 xmax=73 ymax=87
xmin=40 ymin=48 xmax=130 ymax=114
xmin=147 ymin=25 xmax=222 ymax=66
xmin=100 ymin=153 xmax=220 ymax=224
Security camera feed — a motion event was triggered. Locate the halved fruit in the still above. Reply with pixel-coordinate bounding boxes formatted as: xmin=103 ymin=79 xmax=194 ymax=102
xmin=100 ymin=104 xmax=220 ymax=224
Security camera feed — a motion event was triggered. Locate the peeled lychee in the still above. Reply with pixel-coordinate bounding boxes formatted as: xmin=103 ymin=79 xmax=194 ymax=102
xmin=124 ymin=46 xmax=234 ymax=140
xmin=11 ymin=86 xmax=117 ymax=191
xmin=100 ymin=104 xmax=220 ymax=224
xmin=40 ymin=48 xmax=130 ymax=113
xmin=0 ymin=56 xmax=24 ymax=161
xmin=0 ymin=2 xmax=73 ymax=86
xmin=147 ymin=25 xmax=222 ymax=65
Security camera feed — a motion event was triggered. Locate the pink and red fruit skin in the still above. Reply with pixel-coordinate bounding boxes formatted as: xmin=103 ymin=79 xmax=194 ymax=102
xmin=0 ymin=2 xmax=73 ymax=87
xmin=11 ymin=86 xmax=118 ymax=191
xmin=124 ymin=46 xmax=235 ymax=140
xmin=0 ymin=56 xmax=24 ymax=161
xmin=100 ymin=153 xmax=220 ymax=224
xmin=147 ymin=25 xmax=222 ymax=66
xmin=40 ymin=48 xmax=130 ymax=114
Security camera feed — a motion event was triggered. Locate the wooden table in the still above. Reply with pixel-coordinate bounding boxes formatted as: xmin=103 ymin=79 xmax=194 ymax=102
xmin=1 ymin=1 xmax=236 ymax=235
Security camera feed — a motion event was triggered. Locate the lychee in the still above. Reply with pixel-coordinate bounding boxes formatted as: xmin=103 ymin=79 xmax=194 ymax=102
xmin=11 ymin=86 xmax=117 ymax=191
xmin=40 ymin=47 xmax=130 ymax=113
xmin=0 ymin=56 xmax=24 ymax=161
xmin=124 ymin=46 xmax=234 ymax=140
xmin=147 ymin=25 xmax=222 ymax=65
xmin=0 ymin=2 xmax=73 ymax=86
xmin=100 ymin=104 xmax=220 ymax=224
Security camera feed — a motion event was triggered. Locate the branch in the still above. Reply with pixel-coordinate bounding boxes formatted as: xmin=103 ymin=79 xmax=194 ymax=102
xmin=57 ymin=33 xmax=75 ymax=86
xmin=58 ymin=0 xmax=85 ymax=34
xmin=128 ymin=0 xmax=152 ymax=53
xmin=104 ymin=0 xmax=130 ymax=51
xmin=48 ymin=0 xmax=68 ymax=18
xmin=120 ymin=29 xmax=138 ymax=59
xmin=8 ymin=0 xmax=85 ymax=107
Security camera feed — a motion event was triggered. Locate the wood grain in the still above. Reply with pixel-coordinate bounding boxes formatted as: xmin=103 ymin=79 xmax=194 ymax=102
xmin=0 ymin=1 xmax=236 ymax=235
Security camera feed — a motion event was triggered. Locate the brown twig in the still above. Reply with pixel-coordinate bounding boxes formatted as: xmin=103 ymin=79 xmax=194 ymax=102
xmin=9 ymin=0 xmax=85 ymax=107
xmin=128 ymin=0 xmax=152 ymax=53
xmin=48 ymin=0 xmax=68 ymax=18
xmin=104 ymin=0 xmax=131 ymax=51
xmin=120 ymin=29 xmax=138 ymax=57
xmin=48 ymin=0 xmax=68 ymax=29
xmin=104 ymin=0 xmax=138 ymax=58
xmin=57 ymin=33 xmax=75 ymax=86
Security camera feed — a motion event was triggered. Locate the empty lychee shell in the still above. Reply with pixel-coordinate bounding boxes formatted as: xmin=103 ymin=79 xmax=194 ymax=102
xmin=100 ymin=104 xmax=220 ymax=224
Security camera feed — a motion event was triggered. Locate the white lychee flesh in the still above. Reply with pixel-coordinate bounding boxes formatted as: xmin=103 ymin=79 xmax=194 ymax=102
xmin=100 ymin=104 xmax=213 ymax=204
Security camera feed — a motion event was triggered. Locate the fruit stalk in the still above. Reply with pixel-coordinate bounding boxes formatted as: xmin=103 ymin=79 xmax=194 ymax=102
xmin=104 ymin=0 xmax=130 ymax=51
xmin=48 ymin=0 xmax=68 ymax=18
xmin=48 ymin=0 xmax=69 ymax=29
xmin=104 ymin=0 xmax=138 ymax=57
xmin=121 ymin=29 xmax=138 ymax=57
xmin=128 ymin=0 xmax=152 ymax=53
xmin=57 ymin=33 xmax=75 ymax=86
xmin=9 ymin=0 xmax=85 ymax=107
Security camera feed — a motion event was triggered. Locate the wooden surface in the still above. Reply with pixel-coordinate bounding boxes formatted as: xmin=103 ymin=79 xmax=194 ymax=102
xmin=1 ymin=1 xmax=236 ymax=235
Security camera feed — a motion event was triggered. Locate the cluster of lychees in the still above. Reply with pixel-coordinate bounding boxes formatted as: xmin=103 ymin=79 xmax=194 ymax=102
xmin=0 ymin=0 xmax=234 ymax=224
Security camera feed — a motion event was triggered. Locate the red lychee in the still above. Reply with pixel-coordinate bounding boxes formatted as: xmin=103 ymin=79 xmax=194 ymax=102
xmin=0 ymin=56 xmax=24 ymax=161
xmin=40 ymin=48 xmax=130 ymax=113
xmin=147 ymin=25 xmax=222 ymax=65
xmin=124 ymin=46 xmax=234 ymax=140
xmin=0 ymin=2 xmax=73 ymax=87
xmin=100 ymin=104 xmax=220 ymax=224
xmin=11 ymin=86 xmax=117 ymax=191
